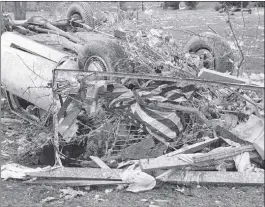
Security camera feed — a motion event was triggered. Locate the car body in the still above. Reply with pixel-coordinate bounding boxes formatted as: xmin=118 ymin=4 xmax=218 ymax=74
xmin=1 ymin=32 xmax=79 ymax=113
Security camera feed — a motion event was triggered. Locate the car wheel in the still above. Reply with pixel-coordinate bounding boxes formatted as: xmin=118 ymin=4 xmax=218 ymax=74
xmin=66 ymin=2 xmax=94 ymax=28
xmin=78 ymin=39 xmax=128 ymax=72
xmin=183 ymin=32 xmax=234 ymax=73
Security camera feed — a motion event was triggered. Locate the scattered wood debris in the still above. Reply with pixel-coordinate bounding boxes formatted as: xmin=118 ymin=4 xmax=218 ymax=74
xmin=1 ymin=6 xmax=264 ymax=195
xmin=164 ymin=171 xmax=264 ymax=185
xmin=25 ymin=167 xmax=123 ymax=180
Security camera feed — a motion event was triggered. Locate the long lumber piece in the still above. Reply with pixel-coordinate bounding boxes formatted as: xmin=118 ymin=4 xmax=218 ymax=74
xmin=215 ymin=126 xmax=251 ymax=145
xmin=89 ymin=156 xmax=111 ymax=169
xmin=53 ymin=70 xmax=264 ymax=92
xmin=139 ymin=138 xmax=219 ymax=172
xmin=23 ymin=179 xmax=127 ymax=186
xmin=198 ymin=68 xmax=248 ymax=84
xmin=193 ymin=145 xmax=255 ymax=163
xmin=140 ymin=146 xmax=258 ymax=172
xmin=159 ymin=137 xmax=220 ymax=158
xmin=26 ymin=167 xmax=123 ymax=180
xmin=140 ymin=155 xmax=193 ymax=172
xmin=165 ymin=171 xmax=264 ymax=185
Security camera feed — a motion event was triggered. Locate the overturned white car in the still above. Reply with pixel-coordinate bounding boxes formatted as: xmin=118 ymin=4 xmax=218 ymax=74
xmin=1 ymin=2 xmax=237 ymax=128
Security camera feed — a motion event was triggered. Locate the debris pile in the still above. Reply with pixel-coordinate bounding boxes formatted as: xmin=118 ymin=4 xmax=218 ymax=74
xmin=2 ymin=66 xmax=264 ymax=191
xmin=1 ymin=7 xmax=264 ymax=195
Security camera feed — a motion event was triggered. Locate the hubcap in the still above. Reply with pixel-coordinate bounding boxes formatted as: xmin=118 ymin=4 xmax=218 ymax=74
xmin=196 ymin=49 xmax=214 ymax=70
xmin=84 ymin=56 xmax=107 ymax=72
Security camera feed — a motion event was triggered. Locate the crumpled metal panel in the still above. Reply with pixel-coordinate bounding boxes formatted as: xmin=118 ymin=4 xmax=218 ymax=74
xmin=1 ymin=32 xmax=69 ymax=63
xmin=1 ymin=45 xmax=56 ymax=111
xmin=1 ymin=50 xmax=79 ymax=110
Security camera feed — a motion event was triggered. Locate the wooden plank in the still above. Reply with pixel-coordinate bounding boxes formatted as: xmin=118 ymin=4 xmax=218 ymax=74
xmin=198 ymin=68 xmax=248 ymax=84
xmin=23 ymin=179 xmax=127 ymax=187
xmin=184 ymin=162 xmax=235 ymax=171
xmin=194 ymin=151 xmax=260 ymax=168
xmin=193 ymin=145 xmax=255 ymax=163
xmin=215 ymin=126 xmax=251 ymax=145
xmin=89 ymin=156 xmax=110 ymax=169
xmin=26 ymin=167 xmax=123 ymax=180
xmin=140 ymin=146 xmax=259 ymax=172
xmin=154 ymin=162 xmax=236 ymax=179
xmin=139 ymin=138 xmax=219 ymax=172
xmin=158 ymin=137 xmax=220 ymax=159
xmin=165 ymin=171 xmax=264 ymax=185
xmin=139 ymin=154 xmax=193 ymax=172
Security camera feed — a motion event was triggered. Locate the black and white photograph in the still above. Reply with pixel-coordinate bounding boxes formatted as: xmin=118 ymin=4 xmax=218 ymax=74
xmin=1 ymin=1 xmax=264 ymax=206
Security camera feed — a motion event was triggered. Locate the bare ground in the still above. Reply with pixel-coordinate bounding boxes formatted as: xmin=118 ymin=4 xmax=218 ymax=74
xmin=1 ymin=3 xmax=264 ymax=207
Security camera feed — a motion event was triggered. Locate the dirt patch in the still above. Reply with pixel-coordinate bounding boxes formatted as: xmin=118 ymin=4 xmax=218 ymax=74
xmin=1 ymin=180 xmax=264 ymax=207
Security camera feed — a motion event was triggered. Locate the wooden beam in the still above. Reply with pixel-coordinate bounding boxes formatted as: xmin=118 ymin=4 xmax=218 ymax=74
xmin=165 ymin=171 xmax=264 ymax=185
xmin=140 ymin=154 xmax=193 ymax=172
xmin=139 ymin=138 xmax=219 ymax=172
xmin=89 ymin=156 xmax=110 ymax=169
xmin=215 ymin=126 xmax=251 ymax=145
xmin=140 ymin=146 xmax=259 ymax=172
xmin=26 ymin=167 xmax=123 ymax=180
xmin=158 ymin=137 xmax=220 ymax=158
xmin=23 ymin=179 xmax=127 ymax=187
xmin=198 ymin=68 xmax=248 ymax=84
xmin=193 ymin=145 xmax=255 ymax=163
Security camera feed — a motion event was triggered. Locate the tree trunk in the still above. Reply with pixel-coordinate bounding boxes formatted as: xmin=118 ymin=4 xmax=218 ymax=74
xmin=14 ymin=2 xmax=27 ymax=20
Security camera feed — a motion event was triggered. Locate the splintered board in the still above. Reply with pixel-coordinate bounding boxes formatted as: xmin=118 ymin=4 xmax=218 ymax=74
xmin=26 ymin=167 xmax=123 ymax=180
xmin=165 ymin=171 xmax=264 ymax=185
xmin=139 ymin=155 xmax=193 ymax=171
xmin=23 ymin=179 xmax=127 ymax=186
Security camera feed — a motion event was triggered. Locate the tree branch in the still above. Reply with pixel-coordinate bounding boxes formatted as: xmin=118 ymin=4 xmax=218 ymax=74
xmin=225 ymin=4 xmax=244 ymax=77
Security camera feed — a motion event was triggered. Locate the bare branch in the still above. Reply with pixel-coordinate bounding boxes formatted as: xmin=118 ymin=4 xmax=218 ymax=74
xmin=225 ymin=4 xmax=245 ymax=76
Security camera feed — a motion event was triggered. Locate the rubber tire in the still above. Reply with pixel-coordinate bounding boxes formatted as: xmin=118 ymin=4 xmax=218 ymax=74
xmin=78 ymin=39 xmax=128 ymax=72
xmin=183 ymin=32 xmax=234 ymax=73
xmin=66 ymin=2 xmax=94 ymax=28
